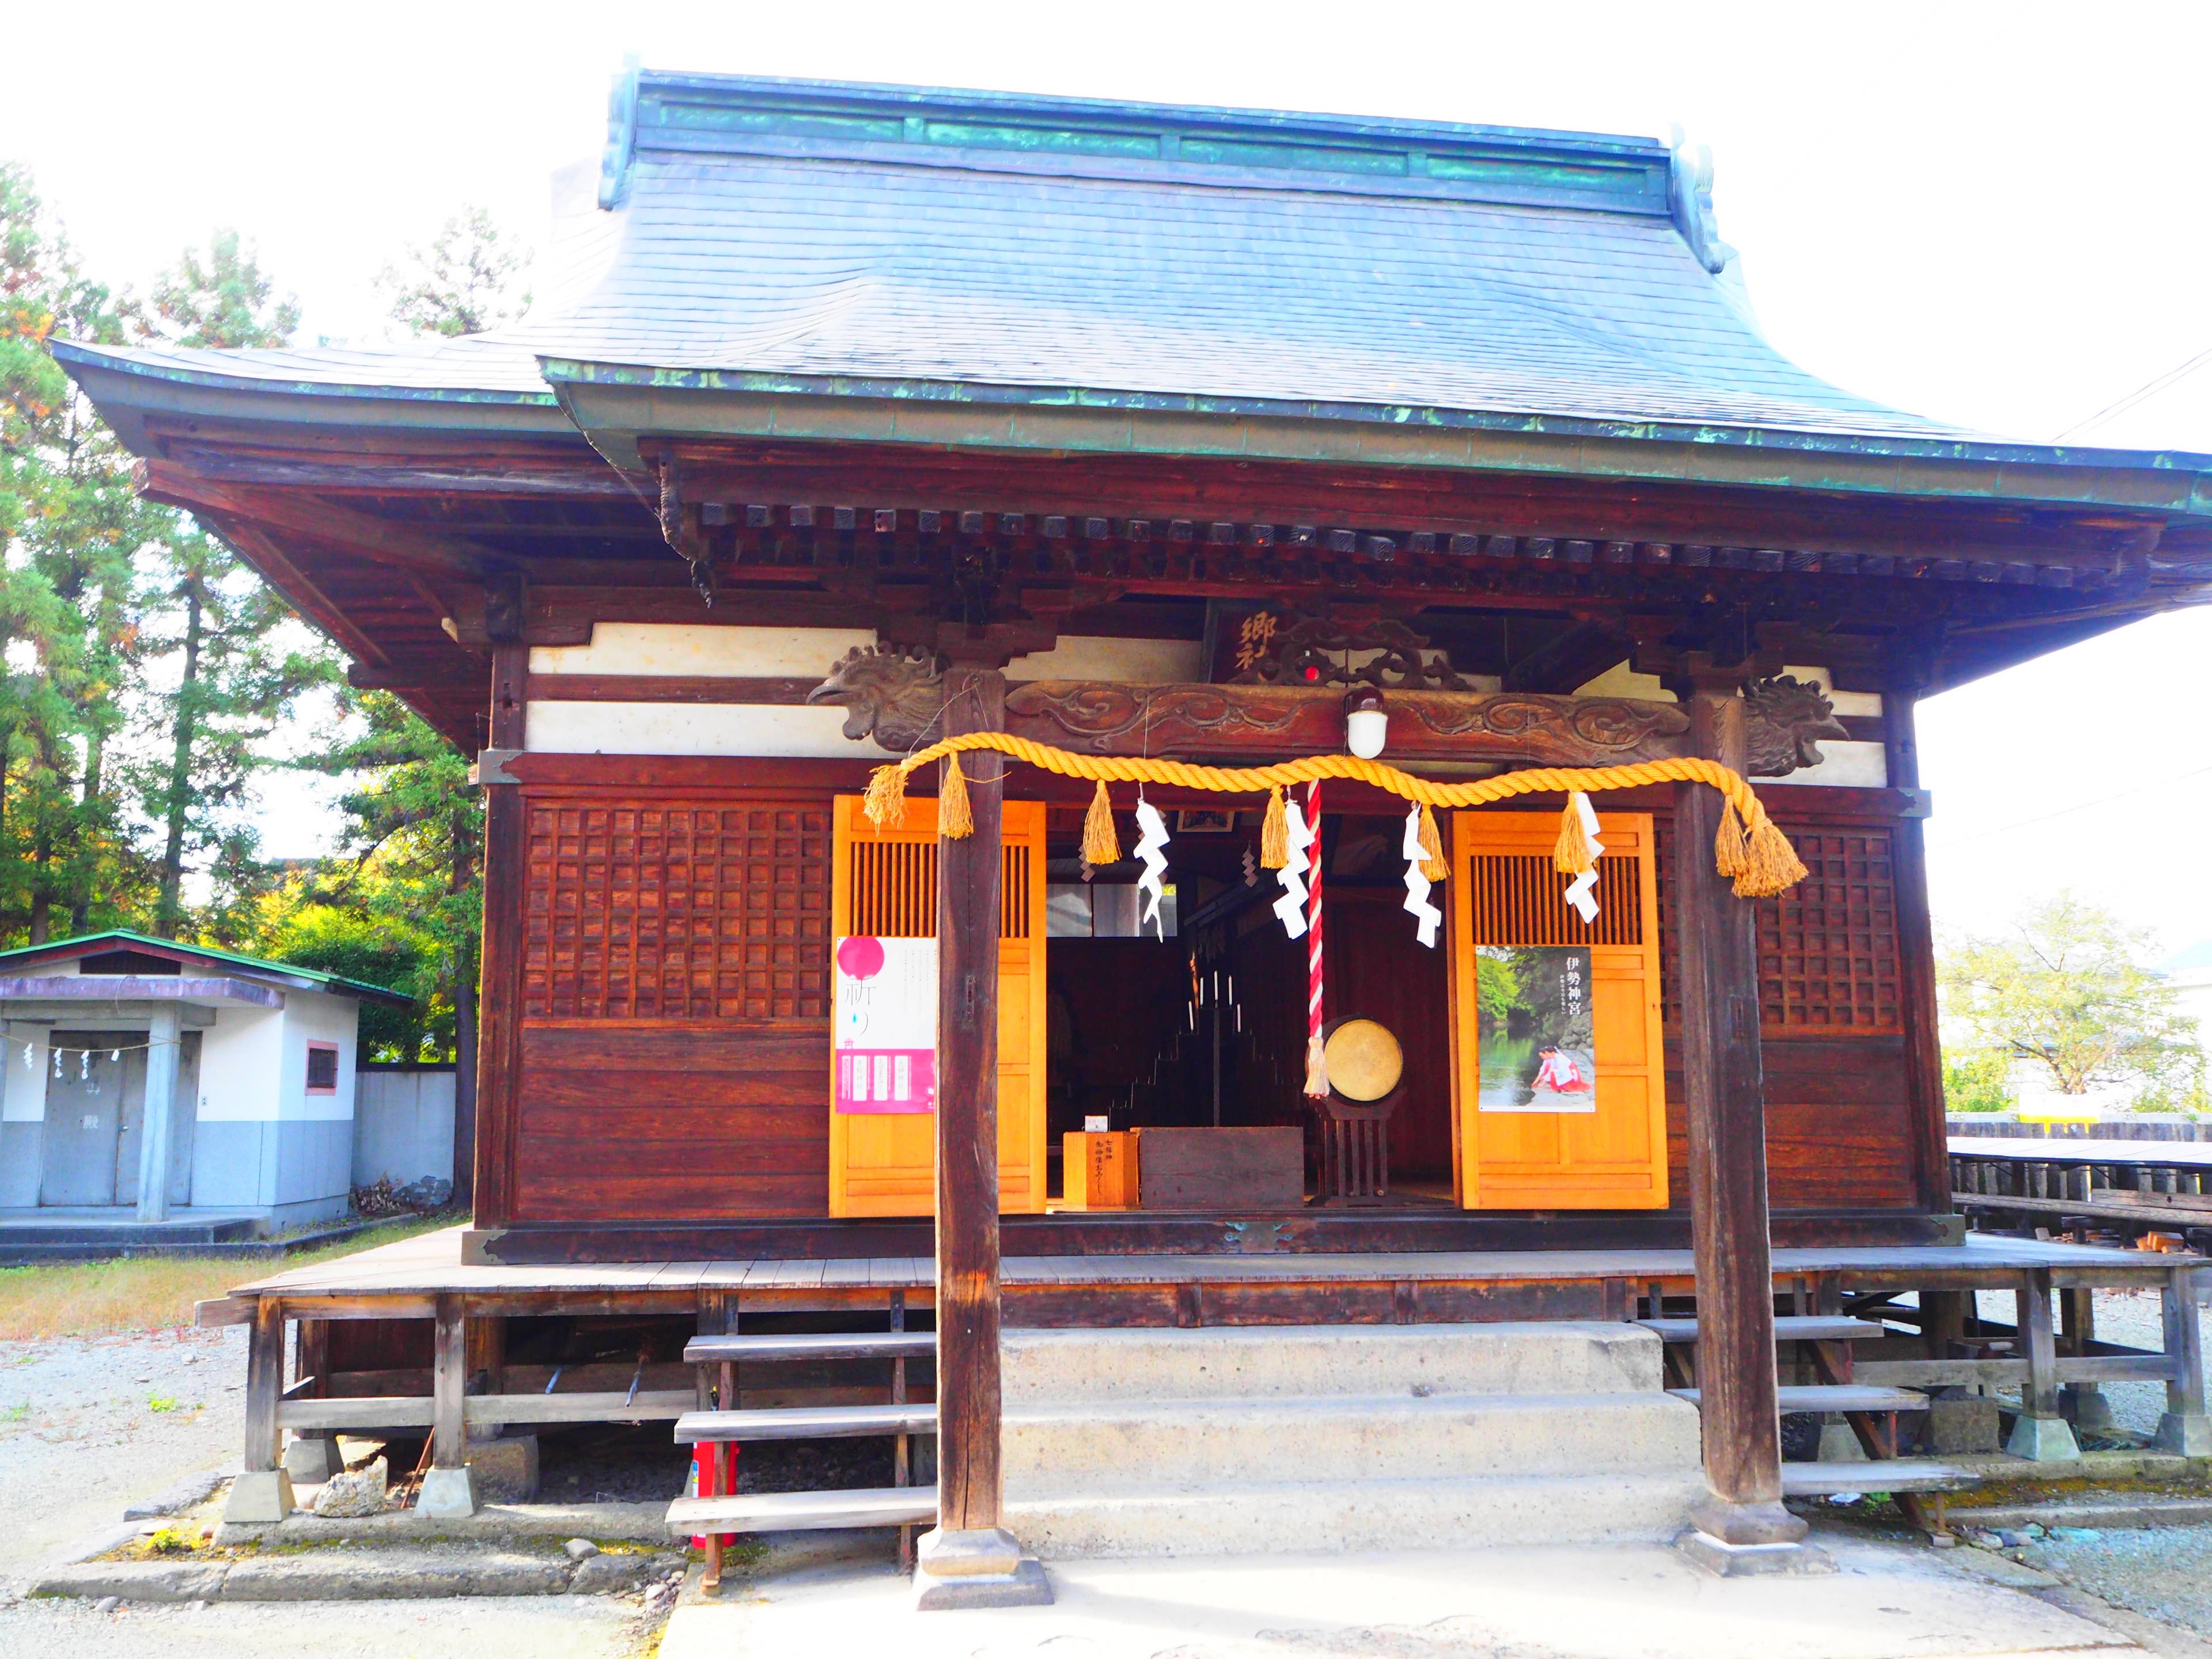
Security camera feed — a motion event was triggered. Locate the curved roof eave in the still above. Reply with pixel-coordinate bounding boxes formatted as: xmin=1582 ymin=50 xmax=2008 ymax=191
xmin=55 ymin=340 xmax=570 ymax=452
xmin=544 ymin=365 xmax=2212 ymax=523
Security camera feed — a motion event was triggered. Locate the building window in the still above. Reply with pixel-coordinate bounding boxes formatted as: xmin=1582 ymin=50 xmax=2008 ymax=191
xmin=305 ymin=1042 xmax=340 ymax=1094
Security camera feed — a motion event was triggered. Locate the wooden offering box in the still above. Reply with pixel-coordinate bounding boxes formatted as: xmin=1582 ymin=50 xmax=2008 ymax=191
xmin=1131 ymin=1127 xmax=1306 ymax=1211
xmin=1062 ymin=1131 xmax=1135 ymax=1210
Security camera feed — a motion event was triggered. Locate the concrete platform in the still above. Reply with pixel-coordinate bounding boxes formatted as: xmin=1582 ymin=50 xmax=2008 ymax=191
xmin=657 ymin=1531 xmax=2149 ymax=1659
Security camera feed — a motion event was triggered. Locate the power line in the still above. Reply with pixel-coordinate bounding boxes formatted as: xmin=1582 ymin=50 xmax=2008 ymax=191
xmin=2054 ymin=344 xmax=2212 ymax=443
xmin=1945 ymin=760 xmax=2212 ymax=845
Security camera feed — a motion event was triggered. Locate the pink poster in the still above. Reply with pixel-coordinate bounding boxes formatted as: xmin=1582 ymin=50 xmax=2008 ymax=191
xmin=833 ymin=935 xmax=936 ymax=1114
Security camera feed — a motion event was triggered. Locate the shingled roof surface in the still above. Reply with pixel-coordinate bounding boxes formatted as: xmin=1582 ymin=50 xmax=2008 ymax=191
xmin=57 ymin=72 xmax=1982 ymax=446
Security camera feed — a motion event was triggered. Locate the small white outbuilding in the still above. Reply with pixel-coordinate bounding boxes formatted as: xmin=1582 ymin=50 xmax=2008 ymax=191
xmin=0 ymin=930 xmax=414 ymax=1230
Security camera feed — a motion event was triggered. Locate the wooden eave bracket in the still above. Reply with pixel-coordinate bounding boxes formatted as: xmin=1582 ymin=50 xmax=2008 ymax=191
xmin=472 ymin=748 xmax=523 ymax=786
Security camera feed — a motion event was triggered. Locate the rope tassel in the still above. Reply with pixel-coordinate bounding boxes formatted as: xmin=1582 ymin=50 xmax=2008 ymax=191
xmin=938 ymin=755 xmax=974 ymax=838
xmin=1416 ymin=803 xmax=1447 ymax=882
xmin=1260 ymin=786 xmax=1289 ymax=869
xmin=1553 ymin=791 xmax=1597 ymax=878
xmin=1082 ymin=780 xmax=1120 ymax=866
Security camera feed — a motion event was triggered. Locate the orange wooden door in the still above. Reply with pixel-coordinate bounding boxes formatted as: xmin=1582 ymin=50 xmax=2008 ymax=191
xmin=1448 ymin=810 xmax=1668 ymax=1210
xmin=828 ymin=796 xmax=1048 ymax=1217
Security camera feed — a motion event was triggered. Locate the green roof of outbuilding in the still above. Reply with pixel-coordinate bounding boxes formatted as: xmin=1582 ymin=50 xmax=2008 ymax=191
xmin=0 ymin=930 xmax=416 ymax=1006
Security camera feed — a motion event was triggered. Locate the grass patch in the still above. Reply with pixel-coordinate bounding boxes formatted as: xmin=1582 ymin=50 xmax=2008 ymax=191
xmin=0 ymin=1214 xmax=459 ymax=1341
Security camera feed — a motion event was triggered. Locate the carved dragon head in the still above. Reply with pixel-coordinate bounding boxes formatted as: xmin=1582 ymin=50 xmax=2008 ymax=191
xmin=805 ymin=643 xmax=948 ymax=748
xmin=1742 ymin=675 xmax=1852 ymax=777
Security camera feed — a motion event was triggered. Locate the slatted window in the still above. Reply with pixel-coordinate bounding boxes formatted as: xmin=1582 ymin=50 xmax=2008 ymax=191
xmin=523 ymin=800 xmax=831 ymax=1020
xmin=846 ymin=841 xmax=1032 ymax=939
xmin=1465 ymin=854 xmax=1643 ymax=946
xmin=1656 ymin=820 xmax=1902 ymax=1032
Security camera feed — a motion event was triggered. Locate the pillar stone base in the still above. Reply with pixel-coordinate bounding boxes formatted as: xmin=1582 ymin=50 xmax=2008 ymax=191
xmin=2154 ymin=1412 xmax=2212 ymax=1456
xmin=1688 ymin=1494 xmax=1808 ymax=1548
xmin=1678 ymin=1529 xmax=1837 ymax=1578
xmin=416 ymin=1465 xmax=479 ymax=1518
xmin=913 ymin=1527 xmax=1052 ymax=1610
xmin=2006 ymin=1412 xmax=2081 ymax=1462
xmin=2064 ymin=1384 xmax=2118 ymax=1434
xmin=223 ymin=1469 xmax=295 ymax=1525
xmin=283 ymin=1434 xmax=343 ymax=1485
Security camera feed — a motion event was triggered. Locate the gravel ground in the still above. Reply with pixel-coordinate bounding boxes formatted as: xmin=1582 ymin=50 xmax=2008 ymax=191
xmin=0 ymin=1328 xmax=664 ymax=1658
xmin=2022 ymin=1527 xmax=2212 ymax=1644
xmin=0 ymin=1325 xmax=245 ymax=1586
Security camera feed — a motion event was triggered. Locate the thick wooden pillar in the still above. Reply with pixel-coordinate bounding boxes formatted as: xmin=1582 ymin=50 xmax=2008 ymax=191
xmin=918 ymin=662 xmax=1049 ymax=1605
xmin=419 ymin=1293 xmax=480 ymax=1516
xmin=1883 ymin=692 xmax=1951 ymax=1217
xmin=935 ymin=665 xmax=1006 ymax=1533
xmin=222 ymin=1296 xmax=295 ymax=1521
xmin=1674 ymin=685 xmax=1806 ymax=1563
xmin=471 ymin=642 xmax=528 ymax=1229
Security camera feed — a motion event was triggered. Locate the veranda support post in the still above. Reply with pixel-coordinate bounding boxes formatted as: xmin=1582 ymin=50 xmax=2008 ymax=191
xmin=1673 ymin=680 xmax=1812 ymax=1573
xmin=916 ymin=662 xmax=1050 ymax=1608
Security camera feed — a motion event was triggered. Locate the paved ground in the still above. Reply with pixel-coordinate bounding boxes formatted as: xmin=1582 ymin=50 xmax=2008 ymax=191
xmin=662 ymin=1528 xmax=2183 ymax=1659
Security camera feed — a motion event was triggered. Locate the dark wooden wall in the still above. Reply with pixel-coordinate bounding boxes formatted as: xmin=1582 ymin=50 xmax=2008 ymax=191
xmin=482 ymin=764 xmax=1938 ymax=1228
xmin=506 ymin=791 xmax=835 ymax=1222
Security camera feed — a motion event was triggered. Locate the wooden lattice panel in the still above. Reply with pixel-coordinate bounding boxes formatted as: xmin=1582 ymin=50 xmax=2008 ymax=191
xmin=522 ymin=800 xmax=831 ymax=1020
xmin=1656 ymin=820 xmax=1902 ymax=1033
xmin=1759 ymin=829 xmax=1902 ymax=1031
xmin=846 ymin=840 xmax=1032 ymax=939
xmin=1465 ymin=854 xmax=1643 ymax=947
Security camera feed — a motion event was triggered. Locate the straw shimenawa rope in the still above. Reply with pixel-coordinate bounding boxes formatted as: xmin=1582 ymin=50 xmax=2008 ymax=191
xmin=863 ymin=736 xmax=1809 ymax=898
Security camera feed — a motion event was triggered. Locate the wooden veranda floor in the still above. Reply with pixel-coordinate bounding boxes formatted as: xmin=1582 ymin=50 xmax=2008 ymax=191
xmin=213 ymin=1225 xmax=2191 ymax=1326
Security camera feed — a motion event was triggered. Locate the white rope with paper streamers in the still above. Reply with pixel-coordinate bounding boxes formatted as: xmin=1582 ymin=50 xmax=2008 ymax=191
xmin=1271 ymin=793 xmax=1315 ymax=940
xmin=1400 ymin=804 xmax=1442 ymax=948
xmin=1132 ymin=797 xmax=1171 ymax=941
xmin=1561 ymin=791 xmax=1604 ymax=924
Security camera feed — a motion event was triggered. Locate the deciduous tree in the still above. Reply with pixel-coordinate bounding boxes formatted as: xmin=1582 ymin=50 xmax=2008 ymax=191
xmin=1940 ymin=893 xmax=2202 ymax=1105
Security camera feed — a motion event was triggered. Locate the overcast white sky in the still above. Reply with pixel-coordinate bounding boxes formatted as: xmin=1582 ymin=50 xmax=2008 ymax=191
xmin=6 ymin=0 xmax=2210 ymax=948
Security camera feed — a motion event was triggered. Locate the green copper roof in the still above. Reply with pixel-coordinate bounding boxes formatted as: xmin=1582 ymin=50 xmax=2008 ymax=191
xmin=0 ymin=930 xmax=414 ymax=1005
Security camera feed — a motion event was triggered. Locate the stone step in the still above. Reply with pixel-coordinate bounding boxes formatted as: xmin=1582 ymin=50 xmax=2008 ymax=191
xmin=1003 ymin=1321 xmax=1661 ymax=1404
xmin=1670 ymin=1384 xmax=1930 ymax=1413
xmin=1637 ymin=1315 xmax=1887 ymax=1344
xmin=666 ymin=1486 xmax=935 ymax=1534
xmin=1005 ymin=1390 xmax=1700 ymax=1495
xmin=683 ymin=1332 xmax=935 ymax=1365
xmin=1008 ymin=1469 xmax=1706 ymax=1558
xmin=1781 ymin=1459 xmax=1975 ymax=1495
xmin=673 ymin=1403 xmax=937 ymax=1443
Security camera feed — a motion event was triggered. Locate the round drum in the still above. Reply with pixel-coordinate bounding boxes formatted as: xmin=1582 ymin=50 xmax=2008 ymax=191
xmin=1323 ymin=1018 xmax=1403 ymax=1102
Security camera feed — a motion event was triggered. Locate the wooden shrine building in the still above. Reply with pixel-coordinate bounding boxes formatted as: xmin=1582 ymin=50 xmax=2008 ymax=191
xmin=60 ymin=69 xmax=2212 ymax=1582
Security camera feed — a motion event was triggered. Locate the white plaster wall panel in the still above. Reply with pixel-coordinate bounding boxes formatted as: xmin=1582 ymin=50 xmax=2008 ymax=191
xmin=531 ymin=623 xmax=878 ymax=677
xmin=1006 ymin=637 xmax=1204 ymax=683
xmin=1762 ymin=744 xmax=1889 ymax=798
xmin=196 ymin=1006 xmax=284 ymax=1122
xmin=527 ymin=700 xmax=895 ymax=758
xmin=279 ymin=988 xmax=360 ymax=1124
xmin=1789 ymin=740 xmax=1888 ymax=789
xmin=2 ymin=1023 xmax=48 ymax=1123
xmin=1779 ymin=664 xmax=1883 ymax=718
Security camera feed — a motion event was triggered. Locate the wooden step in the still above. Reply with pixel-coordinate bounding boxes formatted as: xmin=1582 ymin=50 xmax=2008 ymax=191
xmin=674 ymin=1403 xmax=937 ymax=1444
xmin=668 ymin=1486 xmax=937 ymax=1533
xmin=1669 ymin=1384 xmax=1929 ymax=1413
xmin=684 ymin=1332 xmax=937 ymax=1365
xmin=1637 ymin=1316 xmax=1887 ymax=1344
xmin=1781 ymin=1459 xmax=1975 ymax=1495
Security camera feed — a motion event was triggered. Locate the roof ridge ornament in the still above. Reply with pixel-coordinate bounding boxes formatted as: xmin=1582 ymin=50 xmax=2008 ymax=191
xmin=1667 ymin=129 xmax=1736 ymax=274
xmin=599 ymin=53 xmax=642 ymax=210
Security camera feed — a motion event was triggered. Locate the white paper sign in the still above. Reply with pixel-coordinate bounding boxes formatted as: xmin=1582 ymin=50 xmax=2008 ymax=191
xmin=833 ymin=935 xmax=937 ymax=1114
